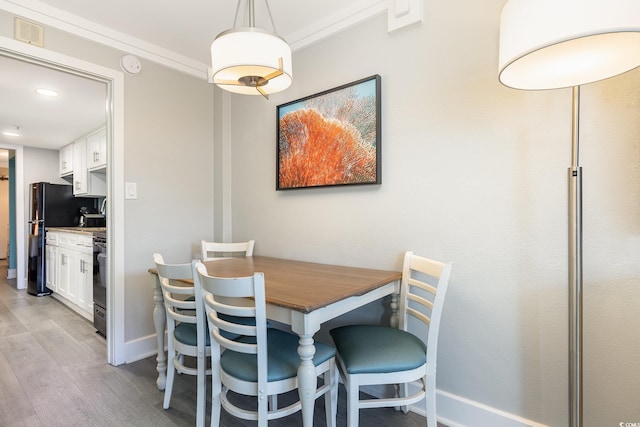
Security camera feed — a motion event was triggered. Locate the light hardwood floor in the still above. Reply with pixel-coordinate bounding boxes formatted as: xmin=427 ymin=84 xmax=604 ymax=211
xmin=0 ymin=261 xmax=443 ymax=426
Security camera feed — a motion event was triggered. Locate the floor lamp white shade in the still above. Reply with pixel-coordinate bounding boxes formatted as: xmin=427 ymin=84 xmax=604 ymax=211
xmin=498 ymin=1 xmax=640 ymax=426
xmin=499 ymin=0 xmax=640 ymax=90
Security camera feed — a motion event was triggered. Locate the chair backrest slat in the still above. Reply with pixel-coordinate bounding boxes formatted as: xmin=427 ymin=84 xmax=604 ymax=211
xmin=408 ymin=277 xmax=437 ymax=296
xmin=208 ymin=296 xmax=257 ymax=318
xmin=406 ymin=306 xmax=431 ymax=325
xmin=201 ymin=240 xmax=255 ymax=261
xmin=155 ymin=260 xmax=193 ymax=280
xmin=211 ymin=329 xmax=258 ymax=354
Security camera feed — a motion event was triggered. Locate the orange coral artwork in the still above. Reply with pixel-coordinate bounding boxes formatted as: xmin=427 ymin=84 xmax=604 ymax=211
xmin=277 ymin=75 xmax=381 ymax=190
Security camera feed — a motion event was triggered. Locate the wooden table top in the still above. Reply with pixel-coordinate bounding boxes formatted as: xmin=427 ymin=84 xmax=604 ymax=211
xmin=203 ymin=256 xmax=401 ymax=313
xmin=151 ymin=256 xmax=401 ymax=314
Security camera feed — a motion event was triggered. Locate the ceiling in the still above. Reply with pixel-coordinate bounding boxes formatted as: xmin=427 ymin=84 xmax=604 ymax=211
xmin=0 ymin=55 xmax=106 ymax=150
xmin=28 ymin=0 xmax=357 ymax=66
xmin=0 ymin=0 xmax=387 ymax=151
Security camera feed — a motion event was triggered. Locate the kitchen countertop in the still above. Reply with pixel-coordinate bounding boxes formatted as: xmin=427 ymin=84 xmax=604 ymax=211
xmin=46 ymin=227 xmax=107 ymax=235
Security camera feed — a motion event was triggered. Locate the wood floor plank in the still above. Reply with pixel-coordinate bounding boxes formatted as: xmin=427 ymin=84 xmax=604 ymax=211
xmin=32 ymin=319 xmax=101 ymax=368
xmin=0 ymin=348 xmax=41 ymax=425
xmin=0 ymin=301 xmax=28 ymax=337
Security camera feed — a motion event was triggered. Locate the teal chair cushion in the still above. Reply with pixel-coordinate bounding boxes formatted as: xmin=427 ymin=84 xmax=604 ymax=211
xmin=174 ymin=322 xmax=210 ymax=346
xmin=220 ymin=328 xmax=336 ymax=382
xmin=330 ymin=325 xmax=426 ymax=374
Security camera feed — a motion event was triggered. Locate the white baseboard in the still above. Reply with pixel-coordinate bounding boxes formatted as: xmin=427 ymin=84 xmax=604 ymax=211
xmin=7 ymin=268 xmax=16 ymax=279
xmin=435 ymin=390 xmax=549 ymax=427
xmin=50 ymin=293 xmax=92 ymax=321
xmin=124 ymin=331 xmax=167 ymax=364
xmin=361 ymin=385 xmax=548 ymax=427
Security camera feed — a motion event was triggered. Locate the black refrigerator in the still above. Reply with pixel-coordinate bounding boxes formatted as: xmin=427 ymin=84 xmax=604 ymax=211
xmin=27 ymin=182 xmax=96 ymax=296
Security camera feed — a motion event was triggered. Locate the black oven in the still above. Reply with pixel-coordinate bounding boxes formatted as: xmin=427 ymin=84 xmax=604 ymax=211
xmin=93 ymin=232 xmax=107 ymax=337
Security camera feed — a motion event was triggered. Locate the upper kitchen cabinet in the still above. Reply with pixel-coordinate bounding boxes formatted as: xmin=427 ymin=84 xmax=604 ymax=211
xmin=87 ymin=127 xmax=106 ymax=171
xmin=60 ymin=126 xmax=107 ymax=197
xmin=72 ymin=137 xmax=88 ymax=194
xmin=59 ymin=143 xmax=74 ymax=176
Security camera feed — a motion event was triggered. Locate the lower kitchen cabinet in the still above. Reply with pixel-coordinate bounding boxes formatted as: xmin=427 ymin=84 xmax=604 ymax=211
xmin=45 ymin=232 xmax=59 ymax=293
xmin=77 ymin=251 xmax=93 ymax=314
xmin=51 ymin=231 xmax=93 ymax=320
xmin=57 ymin=248 xmax=76 ymax=302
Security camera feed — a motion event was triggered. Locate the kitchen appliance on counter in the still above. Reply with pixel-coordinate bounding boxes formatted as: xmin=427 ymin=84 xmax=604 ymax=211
xmin=93 ymin=232 xmax=107 ymax=337
xmin=27 ymin=182 xmax=98 ymax=296
xmin=79 ymin=207 xmax=106 ymax=228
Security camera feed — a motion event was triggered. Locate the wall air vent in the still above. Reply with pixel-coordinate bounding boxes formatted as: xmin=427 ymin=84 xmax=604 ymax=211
xmin=14 ymin=18 xmax=44 ymax=47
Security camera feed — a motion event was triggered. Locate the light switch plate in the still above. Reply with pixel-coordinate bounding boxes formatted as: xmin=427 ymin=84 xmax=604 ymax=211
xmin=125 ymin=182 xmax=137 ymax=199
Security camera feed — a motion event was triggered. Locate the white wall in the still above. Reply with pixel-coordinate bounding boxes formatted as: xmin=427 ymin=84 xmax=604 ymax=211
xmin=221 ymin=3 xmax=640 ymax=427
xmin=22 ymin=146 xmax=70 ymax=217
xmin=23 ymin=147 xmax=68 ymax=187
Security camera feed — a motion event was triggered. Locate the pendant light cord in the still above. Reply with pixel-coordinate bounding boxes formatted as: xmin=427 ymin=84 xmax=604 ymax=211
xmin=232 ymin=0 xmax=278 ymax=32
xmin=265 ymin=0 xmax=277 ymax=33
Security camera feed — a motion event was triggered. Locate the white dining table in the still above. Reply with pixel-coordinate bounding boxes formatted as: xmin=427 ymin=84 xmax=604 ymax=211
xmin=150 ymin=255 xmax=401 ymax=426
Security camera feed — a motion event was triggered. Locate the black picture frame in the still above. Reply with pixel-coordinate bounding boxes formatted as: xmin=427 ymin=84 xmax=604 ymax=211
xmin=276 ymin=75 xmax=381 ymax=190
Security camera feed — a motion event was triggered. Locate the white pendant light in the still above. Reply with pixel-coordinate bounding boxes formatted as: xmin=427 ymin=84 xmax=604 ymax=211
xmin=211 ymin=0 xmax=292 ymax=99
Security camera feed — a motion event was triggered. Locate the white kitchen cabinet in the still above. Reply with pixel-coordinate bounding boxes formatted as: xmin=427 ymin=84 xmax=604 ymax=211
xmin=57 ymin=248 xmax=77 ymax=302
xmin=54 ymin=231 xmax=93 ymax=319
xmin=59 ymin=143 xmax=74 ymax=176
xmin=59 ymin=127 xmax=107 ymax=197
xmin=72 ymin=138 xmax=88 ymax=195
xmin=87 ymin=127 xmax=106 ymax=170
xmin=45 ymin=232 xmax=59 ymax=293
xmin=77 ymin=251 xmax=93 ymax=314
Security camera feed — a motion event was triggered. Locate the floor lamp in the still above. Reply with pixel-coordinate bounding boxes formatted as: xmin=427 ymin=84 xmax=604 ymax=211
xmin=497 ymin=1 xmax=640 ymax=426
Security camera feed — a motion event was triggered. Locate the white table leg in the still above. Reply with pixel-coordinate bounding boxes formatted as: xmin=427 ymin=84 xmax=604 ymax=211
xmin=390 ymin=290 xmax=400 ymax=328
xmin=297 ymin=333 xmax=316 ymax=427
xmin=152 ymin=274 xmax=166 ymax=390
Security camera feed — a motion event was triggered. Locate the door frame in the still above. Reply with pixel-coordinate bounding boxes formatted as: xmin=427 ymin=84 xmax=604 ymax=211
xmin=0 ymin=145 xmax=23 ymax=287
xmin=0 ymin=36 xmax=126 ymax=366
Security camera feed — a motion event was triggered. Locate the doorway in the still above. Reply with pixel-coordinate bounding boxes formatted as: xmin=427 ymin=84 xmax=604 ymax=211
xmin=0 ymin=36 xmax=125 ymax=366
xmin=0 ymin=152 xmax=9 ymax=261
xmin=0 ymin=150 xmax=13 ymax=275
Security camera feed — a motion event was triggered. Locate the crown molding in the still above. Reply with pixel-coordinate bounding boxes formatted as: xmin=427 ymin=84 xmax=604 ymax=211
xmin=0 ymin=0 xmax=390 ymax=81
xmin=286 ymin=0 xmax=388 ymax=50
xmin=0 ymin=0 xmax=209 ymax=79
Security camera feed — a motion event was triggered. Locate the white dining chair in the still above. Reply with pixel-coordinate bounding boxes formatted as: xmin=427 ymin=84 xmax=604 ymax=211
xmin=200 ymin=240 xmax=255 ymax=261
xmin=192 ymin=260 xmax=338 ymax=427
xmin=153 ymin=253 xmax=210 ymax=427
xmin=329 ymin=251 xmax=453 ymax=427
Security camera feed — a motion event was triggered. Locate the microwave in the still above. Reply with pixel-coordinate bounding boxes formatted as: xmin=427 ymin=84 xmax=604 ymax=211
xmin=80 ymin=213 xmax=105 ymax=228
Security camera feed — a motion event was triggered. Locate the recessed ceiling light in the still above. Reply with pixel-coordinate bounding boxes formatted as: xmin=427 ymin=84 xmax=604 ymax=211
xmin=35 ymin=88 xmax=59 ymax=97
xmin=2 ymin=126 xmax=21 ymax=137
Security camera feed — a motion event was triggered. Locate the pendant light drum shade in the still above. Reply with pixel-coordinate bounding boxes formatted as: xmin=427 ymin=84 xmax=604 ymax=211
xmin=211 ymin=27 xmax=292 ymax=96
xmin=499 ymin=0 xmax=640 ymax=90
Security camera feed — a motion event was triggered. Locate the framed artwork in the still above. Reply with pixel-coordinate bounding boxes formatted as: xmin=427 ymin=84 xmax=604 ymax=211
xmin=276 ymin=75 xmax=381 ymax=190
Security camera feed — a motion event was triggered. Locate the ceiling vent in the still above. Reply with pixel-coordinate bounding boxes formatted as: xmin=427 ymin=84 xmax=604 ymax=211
xmin=14 ymin=18 xmax=44 ymax=47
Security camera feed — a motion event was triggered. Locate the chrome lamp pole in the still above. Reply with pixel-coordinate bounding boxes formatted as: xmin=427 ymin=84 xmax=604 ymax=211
xmin=568 ymin=86 xmax=582 ymax=427
xmin=498 ymin=1 xmax=640 ymax=426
